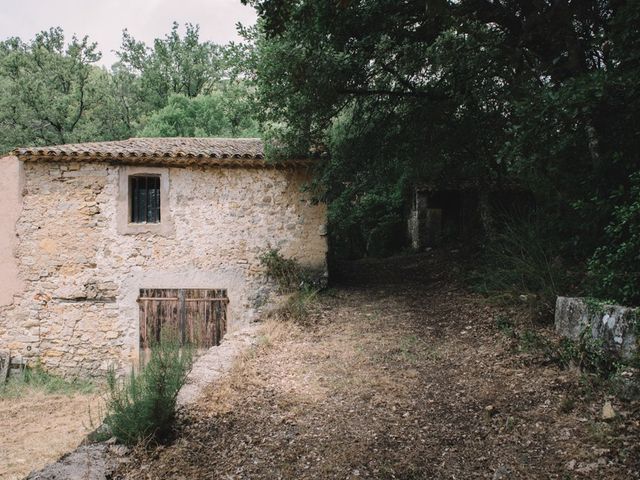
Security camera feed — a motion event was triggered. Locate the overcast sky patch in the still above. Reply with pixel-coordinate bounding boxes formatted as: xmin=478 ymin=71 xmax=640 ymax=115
xmin=0 ymin=0 xmax=257 ymax=67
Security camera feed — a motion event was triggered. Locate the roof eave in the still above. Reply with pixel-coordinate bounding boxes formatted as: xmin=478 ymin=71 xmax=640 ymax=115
xmin=15 ymin=153 xmax=317 ymax=168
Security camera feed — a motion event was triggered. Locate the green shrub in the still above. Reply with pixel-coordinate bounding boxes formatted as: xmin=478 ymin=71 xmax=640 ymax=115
xmin=471 ymin=216 xmax=570 ymax=318
xmin=588 ymin=172 xmax=640 ymax=306
xmin=260 ymin=247 xmax=326 ymax=292
xmin=259 ymin=247 xmax=305 ymax=292
xmin=102 ymin=337 xmax=193 ymax=445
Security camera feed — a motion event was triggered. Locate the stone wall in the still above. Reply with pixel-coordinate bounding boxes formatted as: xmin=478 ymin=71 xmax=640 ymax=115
xmin=0 ymin=159 xmax=327 ymax=376
xmin=555 ymin=297 xmax=638 ymax=361
xmin=0 ymin=156 xmax=23 ymax=306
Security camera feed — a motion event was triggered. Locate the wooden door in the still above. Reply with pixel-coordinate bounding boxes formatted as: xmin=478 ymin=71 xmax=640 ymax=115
xmin=138 ymin=288 xmax=228 ymax=351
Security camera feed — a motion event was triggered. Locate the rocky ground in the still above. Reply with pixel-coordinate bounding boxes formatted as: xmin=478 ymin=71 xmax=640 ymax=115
xmin=113 ymin=252 xmax=639 ymax=479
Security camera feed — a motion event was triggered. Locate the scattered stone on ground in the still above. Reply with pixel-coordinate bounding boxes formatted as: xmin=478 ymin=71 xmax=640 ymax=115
xmin=602 ymin=400 xmax=616 ymax=420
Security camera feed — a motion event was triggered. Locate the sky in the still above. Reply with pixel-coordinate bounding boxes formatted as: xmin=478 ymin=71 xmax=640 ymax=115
xmin=0 ymin=0 xmax=257 ymax=67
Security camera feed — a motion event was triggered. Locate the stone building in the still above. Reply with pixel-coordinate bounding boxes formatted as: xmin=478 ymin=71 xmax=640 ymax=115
xmin=0 ymin=138 xmax=327 ymax=376
xmin=407 ymin=184 xmax=535 ymax=249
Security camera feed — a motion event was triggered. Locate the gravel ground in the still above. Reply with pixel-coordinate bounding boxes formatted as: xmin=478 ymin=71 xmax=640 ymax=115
xmin=116 ymin=252 xmax=640 ymax=479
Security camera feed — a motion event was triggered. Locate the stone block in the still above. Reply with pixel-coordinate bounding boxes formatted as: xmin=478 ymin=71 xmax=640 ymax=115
xmin=555 ymin=297 xmax=639 ymax=360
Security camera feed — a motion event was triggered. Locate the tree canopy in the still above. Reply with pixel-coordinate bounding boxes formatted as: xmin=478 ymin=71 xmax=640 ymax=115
xmin=0 ymin=23 xmax=261 ymax=154
xmin=242 ymin=0 xmax=640 ymax=302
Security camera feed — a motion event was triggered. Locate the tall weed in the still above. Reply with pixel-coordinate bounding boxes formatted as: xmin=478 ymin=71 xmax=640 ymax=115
xmin=102 ymin=337 xmax=193 ymax=445
xmin=471 ymin=217 xmax=570 ymax=318
xmin=0 ymin=361 xmax=94 ymax=398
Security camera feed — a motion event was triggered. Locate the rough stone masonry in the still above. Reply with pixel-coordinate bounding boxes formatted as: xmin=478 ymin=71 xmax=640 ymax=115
xmin=0 ymin=138 xmax=327 ymax=376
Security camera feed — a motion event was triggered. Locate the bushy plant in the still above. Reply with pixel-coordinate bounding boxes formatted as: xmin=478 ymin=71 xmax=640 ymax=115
xmin=588 ymin=173 xmax=640 ymax=306
xmin=259 ymin=247 xmax=306 ymax=292
xmin=259 ymin=247 xmax=322 ymax=323
xmin=471 ymin=216 xmax=571 ymax=318
xmin=102 ymin=337 xmax=193 ymax=445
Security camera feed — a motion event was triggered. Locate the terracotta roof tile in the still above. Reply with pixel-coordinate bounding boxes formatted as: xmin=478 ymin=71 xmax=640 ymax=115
xmin=15 ymin=137 xmax=266 ymax=161
xmin=13 ymin=137 xmax=326 ymax=169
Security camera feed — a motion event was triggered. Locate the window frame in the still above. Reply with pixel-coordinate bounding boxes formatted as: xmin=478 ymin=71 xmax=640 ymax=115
xmin=117 ymin=166 xmax=173 ymax=236
xmin=129 ymin=174 xmax=161 ymax=224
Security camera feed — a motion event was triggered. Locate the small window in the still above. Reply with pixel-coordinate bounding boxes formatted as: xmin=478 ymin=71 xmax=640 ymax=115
xmin=129 ymin=175 xmax=161 ymax=223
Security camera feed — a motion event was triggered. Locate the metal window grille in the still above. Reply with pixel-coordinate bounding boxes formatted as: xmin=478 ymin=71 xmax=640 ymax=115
xmin=129 ymin=176 xmax=161 ymax=223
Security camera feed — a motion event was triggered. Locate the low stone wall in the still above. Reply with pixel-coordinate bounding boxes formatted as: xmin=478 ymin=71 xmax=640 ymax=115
xmin=555 ymin=297 xmax=639 ymax=360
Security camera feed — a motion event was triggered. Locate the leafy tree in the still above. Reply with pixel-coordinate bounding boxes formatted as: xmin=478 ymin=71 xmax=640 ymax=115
xmin=0 ymin=23 xmax=262 ymax=153
xmin=117 ymin=22 xmax=224 ymax=111
xmin=0 ymin=28 xmax=120 ymax=151
xmin=243 ymin=0 xmax=640 ymax=297
xmin=138 ymin=91 xmax=259 ymax=138
xmin=588 ymin=173 xmax=640 ymax=305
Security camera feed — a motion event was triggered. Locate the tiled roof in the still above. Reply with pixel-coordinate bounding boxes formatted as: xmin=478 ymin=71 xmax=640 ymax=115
xmin=13 ymin=137 xmax=313 ymax=167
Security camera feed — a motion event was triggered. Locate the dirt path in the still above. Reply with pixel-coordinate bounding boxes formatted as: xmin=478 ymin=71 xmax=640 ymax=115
xmin=117 ymin=254 xmax=640 ymax=479
xmin=0 ymin=392 xmax=101 ymax=479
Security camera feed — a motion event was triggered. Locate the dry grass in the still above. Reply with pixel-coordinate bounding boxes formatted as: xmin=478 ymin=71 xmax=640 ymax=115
xmin=0 ymin=391 xmax=103 ymax=479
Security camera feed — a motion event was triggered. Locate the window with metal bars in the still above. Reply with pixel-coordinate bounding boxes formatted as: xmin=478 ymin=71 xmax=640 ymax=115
xmin=129 ymin=175 xmax=161 ymax=223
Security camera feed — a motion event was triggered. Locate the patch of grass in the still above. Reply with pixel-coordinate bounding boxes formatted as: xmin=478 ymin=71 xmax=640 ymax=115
xmin=0 ymin=362 xmax=95 ymax=399
xmin=398 ymin=335 xmax=420 ymax=363
xmin=495 ymin=315 xmax=516 ymax=338
xmin=273 ymin=288 xmax=319 ymax=324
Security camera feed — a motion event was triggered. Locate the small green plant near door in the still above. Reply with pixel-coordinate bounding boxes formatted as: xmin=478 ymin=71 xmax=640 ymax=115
xmin=101 ymin=336 xmax=193 ymax=446
xmin=259 ymin=247 xmax=306 ymax=292
xmin=259 ymin=247 xmax=322 ymax=323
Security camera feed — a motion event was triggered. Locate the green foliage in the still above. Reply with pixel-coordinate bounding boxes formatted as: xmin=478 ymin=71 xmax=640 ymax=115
xmin=102 ymin=337 xmax=193 ymax=445
xmin=139 ymin=91 xmax=260 ymax=138
xmin=243 ymin=0 xmax=640 ymax=286
xmin=259 ymin=247 xmax=305 ymax=292
xmin=0 ymin=28 xmax=121 ymax=152
xmin=328 ymin=188 xmax=406 ymax=259
xmin=117 ymin=22 xmax=223 ymax=110
xmin=511 ymin=325 xmax=620 ymax=380
xmin=575 ymin=331 xmax=617 ymax=378
xmin=259 ymin=247 xmax=322 ymax=323
xmin=0 ymin=361 xmax=94 ymax=398
xmin=588 ymin=172 xmax=640 ymax=306
xmin=471 ymin=217 xmax=571 ymax=317
xmin=0 ymin=23 xmax=261 ymax=153
xmin=495 ymin=315 xmax=516 ymax=338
